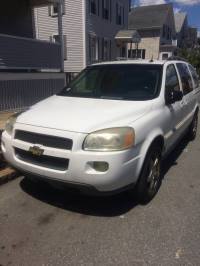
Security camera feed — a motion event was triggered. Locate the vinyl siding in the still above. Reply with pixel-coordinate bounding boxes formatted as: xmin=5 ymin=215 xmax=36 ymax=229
xmin=35 ymin=0 xmax=129 ymax=73
xmin=86 ymin=0 xmax=129 ymax=65
xmin=34 ymin=0 xmax=85 ymax=73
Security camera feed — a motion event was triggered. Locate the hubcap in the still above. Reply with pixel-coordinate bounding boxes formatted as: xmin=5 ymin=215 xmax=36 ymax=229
xmin=147 ymin=155 xmax=161 ymax=194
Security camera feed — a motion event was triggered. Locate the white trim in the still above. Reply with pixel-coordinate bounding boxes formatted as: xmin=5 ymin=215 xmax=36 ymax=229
xmin=175 ymin=111 xmax=193 ymax=131
xmin=165 ymin=111 xmax=194 ymax=140
xmin=82 ymin=0 xmax=86 ymax=68
xmin=49 ymin=1 xmax=65 ymax=17
xmin=164 ymin=130 xmax=173 ymax=140
xmin=34 ymin=9 xmax=39 ymax=39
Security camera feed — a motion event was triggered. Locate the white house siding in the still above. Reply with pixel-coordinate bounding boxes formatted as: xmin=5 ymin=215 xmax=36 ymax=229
xmin=86 ymin=0 xmax=130 ymax=65
xmin=127 ymin=29 xmax=161 ymax=60
xmin=34 ymin=0 xmax=85 ymax=73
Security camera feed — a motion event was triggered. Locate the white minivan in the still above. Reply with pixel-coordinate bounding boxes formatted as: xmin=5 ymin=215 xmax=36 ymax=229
xmin=1 ymin=59 xmax=200 ymax=203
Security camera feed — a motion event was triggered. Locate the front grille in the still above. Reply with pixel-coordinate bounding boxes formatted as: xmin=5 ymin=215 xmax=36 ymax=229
xmin=15 ymin=148 xmax=69 ymax=171
xmin=15 ymin=130 xmax=73 ymax=150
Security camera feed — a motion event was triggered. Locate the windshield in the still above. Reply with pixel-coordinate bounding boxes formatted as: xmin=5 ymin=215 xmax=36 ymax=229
xmin=58 ymin=64 xmax=163 ymax=101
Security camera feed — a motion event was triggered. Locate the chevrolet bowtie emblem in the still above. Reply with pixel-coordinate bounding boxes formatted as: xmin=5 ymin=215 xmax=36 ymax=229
xmin=29 ymin=146 xmax=44 ymax=156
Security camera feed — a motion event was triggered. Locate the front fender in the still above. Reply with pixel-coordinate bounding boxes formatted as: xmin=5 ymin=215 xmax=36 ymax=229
xmin=135 ymin=128 xmax=165 ymax=178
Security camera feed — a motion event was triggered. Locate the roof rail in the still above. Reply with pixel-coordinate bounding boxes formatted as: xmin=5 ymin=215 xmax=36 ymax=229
xmin=166 ymin=56 xmax=188 ymax=62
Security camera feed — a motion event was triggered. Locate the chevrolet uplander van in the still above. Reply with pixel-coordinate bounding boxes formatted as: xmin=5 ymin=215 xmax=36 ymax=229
xmin=1 ymin=59 xmax=200 ymax=203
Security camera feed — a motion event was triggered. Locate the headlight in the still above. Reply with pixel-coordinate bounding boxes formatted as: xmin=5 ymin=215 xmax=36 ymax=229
xmin=83 ymin=127 xmax=135 ymax=152
xmin=5 ymin=113 xmax=21 ymax=135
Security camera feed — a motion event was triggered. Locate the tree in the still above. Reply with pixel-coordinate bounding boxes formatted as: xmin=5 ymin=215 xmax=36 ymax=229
xmin=178 ymin=48 xmax=200 ymax=75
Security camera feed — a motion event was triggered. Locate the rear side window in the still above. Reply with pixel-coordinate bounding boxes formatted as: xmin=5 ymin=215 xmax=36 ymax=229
xmin=188 ymin=65 xmax=199 ymax=89
xmin=176 ymin=63 xmax=193 ymax=95
xmin=165 ymin=64 xmax=180 ymax=93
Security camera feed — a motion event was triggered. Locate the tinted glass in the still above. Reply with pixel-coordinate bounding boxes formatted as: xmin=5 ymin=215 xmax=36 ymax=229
xmin=165 ymin=64 xmax=180 ymax=93
xmin=58 ymin=64 xmax=163 ymax=101
xmin=176 ymin=63 xmax=193 ymax=95
xmin=188 ymin=65 xmax=199 ymax=89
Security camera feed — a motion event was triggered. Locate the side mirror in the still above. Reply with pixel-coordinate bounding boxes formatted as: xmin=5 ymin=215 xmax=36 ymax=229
xmin=166 ymin=89 xmax=183 ymax=105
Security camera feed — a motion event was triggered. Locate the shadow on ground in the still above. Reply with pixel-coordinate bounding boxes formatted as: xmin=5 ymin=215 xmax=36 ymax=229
xmin=20 ymin=178 xmax=139 ymax=217
xmin=162 ymin=135 xmax=190 ymax=176
xmin=20 ymin=135 xmax=190 ymax=217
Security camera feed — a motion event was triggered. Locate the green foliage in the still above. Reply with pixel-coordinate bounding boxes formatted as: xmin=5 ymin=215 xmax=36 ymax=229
xmin=178 ymin=48 xmax=200 ymax=75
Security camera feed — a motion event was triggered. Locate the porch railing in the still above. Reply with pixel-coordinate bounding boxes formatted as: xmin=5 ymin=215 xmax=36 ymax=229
xmin=0 ymin=34 xmax=61 ymax=70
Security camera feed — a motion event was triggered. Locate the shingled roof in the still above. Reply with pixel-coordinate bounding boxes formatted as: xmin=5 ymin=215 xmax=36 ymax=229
xmin=129 ymin=3 xmax=173 ymax=30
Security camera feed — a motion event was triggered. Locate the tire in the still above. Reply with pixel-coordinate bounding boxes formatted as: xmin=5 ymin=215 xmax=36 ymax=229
xmin=188 ymin=111 xmax=198 ymax=141
xmin=136 ymin=146 xmax=162 ymax=204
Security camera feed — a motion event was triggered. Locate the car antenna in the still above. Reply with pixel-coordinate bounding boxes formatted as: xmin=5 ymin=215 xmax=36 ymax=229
xmin=149 ymin=55 xmax=154 ymax=62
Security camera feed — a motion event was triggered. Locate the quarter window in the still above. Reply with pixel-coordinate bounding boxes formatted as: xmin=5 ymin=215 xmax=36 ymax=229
xmin=188 ymin=65 xmax=199 ymax=89
xmin=176 ymin=63 xmax=194 ymax=95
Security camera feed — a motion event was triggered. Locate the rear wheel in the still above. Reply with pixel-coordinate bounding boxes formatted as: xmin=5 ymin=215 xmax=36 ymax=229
xmin=136 ymin=146 xmax=162 ymax=204
xmin=188 ymin=112 xmax=198 ymax=140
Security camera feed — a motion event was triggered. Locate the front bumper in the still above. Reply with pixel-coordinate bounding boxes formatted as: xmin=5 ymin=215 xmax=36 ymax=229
xmin=1 ymin=123 xmax=142 ymax=193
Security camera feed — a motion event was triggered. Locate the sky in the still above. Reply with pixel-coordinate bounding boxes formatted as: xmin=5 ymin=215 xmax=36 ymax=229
xmin=131 ymin=0 xmax=200 ymax=32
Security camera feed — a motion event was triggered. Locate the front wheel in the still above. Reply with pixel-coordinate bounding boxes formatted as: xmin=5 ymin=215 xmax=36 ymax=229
xmin=136 ymin=146 xmax=162 ymax=204
xmin=188 ymin=112 xmax=198 ymax=140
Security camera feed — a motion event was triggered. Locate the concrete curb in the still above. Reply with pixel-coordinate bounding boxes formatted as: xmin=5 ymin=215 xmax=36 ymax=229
xmin=0 ymin=167 xmax=20 ymax=186
xmin=0 ymin=130 xmax=20 ymax=185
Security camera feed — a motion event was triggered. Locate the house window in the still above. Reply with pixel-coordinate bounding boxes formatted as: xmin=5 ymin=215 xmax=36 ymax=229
xmin=89 ymin=35 xmax=99 ymax=63
xmin=162 ymin=53 xmax=169 ymax=60
xmin=163 ymin=25 xmax=172 ymax=40
xmin=102 ymin=38 xmax=111 ymax=61
xmin=116 ymin=3 xmax=124 ymax=25
xmin=90 ymin=0 xmax=99 ymax=15
xmin=120 ymin=46 xmax=126 ymax=58
xmin=51 ymin=35 xmax=67 ymax=60
xmin=128 ymin=49 xmax=146 ymax=59
xmin=102 ymin=0 xmax=111 ymax=20
xmin=49 ymin=2 xmax=65 ymax=17
xmin=162 ymin=25 xmax=166 ymax=38
xmin=167 ymin=28 xmax=172 ymax=40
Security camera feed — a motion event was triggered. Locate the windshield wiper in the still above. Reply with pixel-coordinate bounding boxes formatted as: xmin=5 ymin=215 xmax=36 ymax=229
xmin=100 ymin=96 xmax=124 ymax=100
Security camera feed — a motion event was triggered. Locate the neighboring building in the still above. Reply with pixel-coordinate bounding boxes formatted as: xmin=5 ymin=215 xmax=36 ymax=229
xmin=0 ymin=0 xmax=66 ymax=112
xmin=174 ymin=13 xmax=198 ymax=49
xmin=174 ymin=12 xmax=188 ymax=48
xmin=128 ymin=3 xmax=176 ymax=60
xmin=34 ymin=0 xmax=130 ymax=78
xmin=186 ymin=27 xmax=198 ymax=48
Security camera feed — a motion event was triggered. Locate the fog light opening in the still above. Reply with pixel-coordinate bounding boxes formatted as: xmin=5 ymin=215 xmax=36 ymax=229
xmin=93 ymin=162 xmax=109 ymax=172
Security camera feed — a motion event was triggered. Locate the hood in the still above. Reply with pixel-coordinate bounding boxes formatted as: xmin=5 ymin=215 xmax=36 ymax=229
xmin=17 ymin=95 xmax=153 ymax=133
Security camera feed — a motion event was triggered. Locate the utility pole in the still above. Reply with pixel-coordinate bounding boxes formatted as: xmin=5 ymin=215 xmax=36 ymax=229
xmin=58 ymin=0 xmax=64 ymax=72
